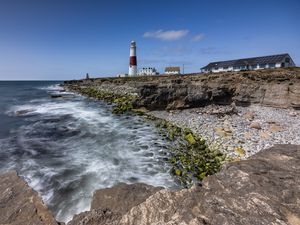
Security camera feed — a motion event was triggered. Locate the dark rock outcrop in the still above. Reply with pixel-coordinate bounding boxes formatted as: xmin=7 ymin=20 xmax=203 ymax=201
xmin=64 ymin=68 xmax=300 ymax=110
xmin=0 ymin=171 xmax=60 ymax=225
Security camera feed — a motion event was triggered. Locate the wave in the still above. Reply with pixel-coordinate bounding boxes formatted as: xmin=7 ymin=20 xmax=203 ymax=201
xmin=1 ymin=89 xmax=176 ymax=223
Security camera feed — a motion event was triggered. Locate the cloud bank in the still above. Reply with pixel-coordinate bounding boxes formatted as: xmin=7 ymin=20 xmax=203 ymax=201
xmin=143 ymin=29 xmax=189 ymax=41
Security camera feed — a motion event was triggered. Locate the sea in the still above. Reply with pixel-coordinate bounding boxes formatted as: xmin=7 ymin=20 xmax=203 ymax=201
xmin=0 ymin=81 xmax=176 ymax=222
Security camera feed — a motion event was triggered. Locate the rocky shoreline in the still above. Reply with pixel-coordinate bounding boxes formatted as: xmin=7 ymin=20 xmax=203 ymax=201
xmin=149 ymin=104 xmax=300 ymax=159
xmin=1 ymin=68 xmax=300 ymax=224
xmin=63 ymin=68 xmax=300 ymax=179
xmin=1 ymin=145 xmax=300 ymax=225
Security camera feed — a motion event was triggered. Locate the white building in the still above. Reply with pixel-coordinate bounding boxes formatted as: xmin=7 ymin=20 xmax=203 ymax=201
xmin=117 ymin=74 xmax=128 ymax=78
xmin=138 ymin=67 xmax=159 ymax=76
xmin=201 ymin=53 xmax=295 ymax=73
xmin=165 ymin=67 xmax=180 ymax=75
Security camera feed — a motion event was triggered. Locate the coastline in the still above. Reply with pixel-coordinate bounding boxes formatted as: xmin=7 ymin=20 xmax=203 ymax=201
xmin=1 ymin=69 xmax=300 ymax=224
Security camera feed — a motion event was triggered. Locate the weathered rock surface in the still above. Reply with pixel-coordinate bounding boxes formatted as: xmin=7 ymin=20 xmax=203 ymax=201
xmin=2 ymin=145 xmax=300 ymax=225
xmin=69 ymin=144 xmax=300 ymax=225
xmin=0 ymin=171 xmax=60 ymax=225
xmin=67 ymin=183 xmax=162 ymax=225
xmin=64 ymin=68 xmax=300 ymax=110
xmin=91 ymin=183 xmax=163 ymax=215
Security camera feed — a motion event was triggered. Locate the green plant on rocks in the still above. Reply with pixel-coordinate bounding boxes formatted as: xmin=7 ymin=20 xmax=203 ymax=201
xmin=154 ymin=119 xmax=226 ymax=187
xmin=68 ymin=86 xmax=137 ymax=114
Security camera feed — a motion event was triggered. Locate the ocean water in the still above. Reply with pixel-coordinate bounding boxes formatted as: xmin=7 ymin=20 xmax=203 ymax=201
xmin=0 ymin=81 xmax=176 ymax=222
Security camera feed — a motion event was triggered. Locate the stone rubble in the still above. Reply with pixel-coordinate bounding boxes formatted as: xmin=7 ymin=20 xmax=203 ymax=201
xmin=149 ymin=104 xmax=300 ymax=159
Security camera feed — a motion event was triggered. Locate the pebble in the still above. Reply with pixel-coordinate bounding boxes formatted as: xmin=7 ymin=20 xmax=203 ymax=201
xmin=149 ymin=105 xmax=300 ymax=159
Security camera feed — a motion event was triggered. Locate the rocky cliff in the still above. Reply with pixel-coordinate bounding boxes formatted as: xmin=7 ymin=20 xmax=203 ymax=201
xmin=64 ymin=68 xmax=300 ymax=110
xmin=2 ymin=145 xmax=300 ymax=225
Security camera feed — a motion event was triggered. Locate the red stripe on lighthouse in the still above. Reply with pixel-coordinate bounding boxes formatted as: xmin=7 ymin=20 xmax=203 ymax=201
xmin=130 ymin=56 xmax=137 ymax=66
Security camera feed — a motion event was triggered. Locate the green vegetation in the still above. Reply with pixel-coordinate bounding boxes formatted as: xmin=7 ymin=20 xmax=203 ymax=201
xmin=71 ymin=86 xmax=137 ymax=114
xmin=152 ymin=118 xmax=226 ymax=187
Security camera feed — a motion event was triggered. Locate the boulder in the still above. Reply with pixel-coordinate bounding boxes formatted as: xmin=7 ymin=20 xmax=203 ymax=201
xmin=250 ymin=121 xmax=261 ymax=129
xmin=68 ymin=183 xmax=162 ymax=225
xmin=118 ymin=145 xmax=300 ymax=225
xmin=0 ymin=171 xmax=60 ymax=225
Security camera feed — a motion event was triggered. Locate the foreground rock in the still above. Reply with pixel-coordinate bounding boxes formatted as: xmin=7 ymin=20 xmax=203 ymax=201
xmin=68 ymin=183 xmax=162 ymax=225
xmin=2 ymin=145 xmax=299 ymax=225
xmin=0 ymin=171 xmax=60 ymax=225
xmin=70 ymin=144 xmax=300 ymax=225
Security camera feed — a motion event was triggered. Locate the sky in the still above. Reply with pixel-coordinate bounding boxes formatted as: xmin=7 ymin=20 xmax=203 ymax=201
xmin=0 ymin=0 xmax=299 ymax=80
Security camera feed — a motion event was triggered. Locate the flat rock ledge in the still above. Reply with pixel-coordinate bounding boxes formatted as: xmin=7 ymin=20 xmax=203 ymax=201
xmin=0 ymin=170 xmax=61 ymax=225
xmin=1 ymin=145 xmax=300 ymax=225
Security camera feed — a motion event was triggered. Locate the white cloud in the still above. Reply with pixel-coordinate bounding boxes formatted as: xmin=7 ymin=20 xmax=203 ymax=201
xmin=192 ymin=33 xmax=205 ymax=42
xmin=143 ymin=29 xmax=189 ymax=41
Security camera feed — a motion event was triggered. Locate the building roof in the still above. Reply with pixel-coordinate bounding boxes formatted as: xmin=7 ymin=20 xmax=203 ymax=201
xmin=201 ymin=53 xmax=291 ymax=70
xmin=165 ymin=66 xmax=180 ymax=72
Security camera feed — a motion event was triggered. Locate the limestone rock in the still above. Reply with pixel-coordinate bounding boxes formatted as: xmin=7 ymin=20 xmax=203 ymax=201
xmin=243 ymin=111 xmax=255 ymax=120
xmin=250 ymin=121 xmax=261 ymax=129
xmin=68 ymin=183 xmax=162 ymax=225
xmin=68 ymin=145 xmax=300 ymax=225
xmin=64 ymin=68 xmax=300 ymax=111
xmin=91 ymin=183 xmax=163 ymax=215
xmin=118 ymin=145 xmax=300 ymax=225
xmin=0 ymin=171 xmax=60 ymax=225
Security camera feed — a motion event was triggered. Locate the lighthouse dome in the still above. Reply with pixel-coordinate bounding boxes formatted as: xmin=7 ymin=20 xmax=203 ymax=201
xmin=130 ymin=41 xmax=136 ymax=47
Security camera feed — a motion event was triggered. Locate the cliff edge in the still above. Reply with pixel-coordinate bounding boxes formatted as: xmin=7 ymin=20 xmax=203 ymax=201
xmin=64 ymin=68 xmax=300 ymax=110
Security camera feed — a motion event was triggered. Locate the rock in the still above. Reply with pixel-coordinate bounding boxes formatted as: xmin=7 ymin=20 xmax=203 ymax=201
xmin=166 ymin=99 xmax=186 ymax=110
xmin=244 ymin=132 xmax=252 ymax=139
xmin=269 ymin=124 xmax=284 ymax=133
xmin=64 ymin=68 xmax=300 ymax=110
xmin=67 ymin=209 xmax=120 ymax=225
xmin=68 ymin=183 xmax=162 ymax=225
xmin=260 ymin=131 xmax=270 ymax=140
xmin=214 ymin=127 xmax=227 ymax=137
xmin=243 ymin=111 xmax=255 ymax=120
xmin=250 ymin=122 xmax=261 ymax=129
xmin=15 ymin=109 xmax=33 ymax=116
xmin=51 ymin=94 xmax=63 ymax=98
xmin=185 ymin=133 xmax=196 ymax=145
xmin=235 ymin=146 xmax=246 ymax=156
xmin=65 ymin=145 xmax=300 ymax=225
xmin=91 ymin=183 xmax=163 ymax=215
xmin=0 ymin=171 xmax=60 ymax=225
xmin=289 ymin=111 xmax=297 ymax=117
xmin=117 ymin=145 xmax=300 ymax=225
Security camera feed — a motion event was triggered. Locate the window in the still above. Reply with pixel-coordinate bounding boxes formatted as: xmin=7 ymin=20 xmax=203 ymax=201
xmin=223 ymin=66 xmax=228 ymax=70
xmin=259 ymin=64 xmax=266 ymax=69
xmin=214 ymin=67 xmax=218 ymax=70
xmin=269 ymin=63 xmax=275 ymax=68
xmin=233 ymin=66 xmax=240 ymax=70
xmin=285 ymin=58 xmax=290 ymax=63
xmin=251 ymin=65 xmax=257 ymax=69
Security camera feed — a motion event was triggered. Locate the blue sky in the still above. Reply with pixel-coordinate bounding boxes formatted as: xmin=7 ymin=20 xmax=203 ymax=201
xmin=0 ymin=0 xmax=299 ymax=80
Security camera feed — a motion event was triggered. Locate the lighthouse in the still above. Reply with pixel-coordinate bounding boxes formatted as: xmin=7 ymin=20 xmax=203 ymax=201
xmin=129 ymin=41 xmax=137 ymax=76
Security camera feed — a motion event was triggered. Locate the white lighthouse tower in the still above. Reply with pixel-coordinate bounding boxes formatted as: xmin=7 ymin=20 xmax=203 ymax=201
xmin=129 ymin=41 xmax=137 ymax=76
